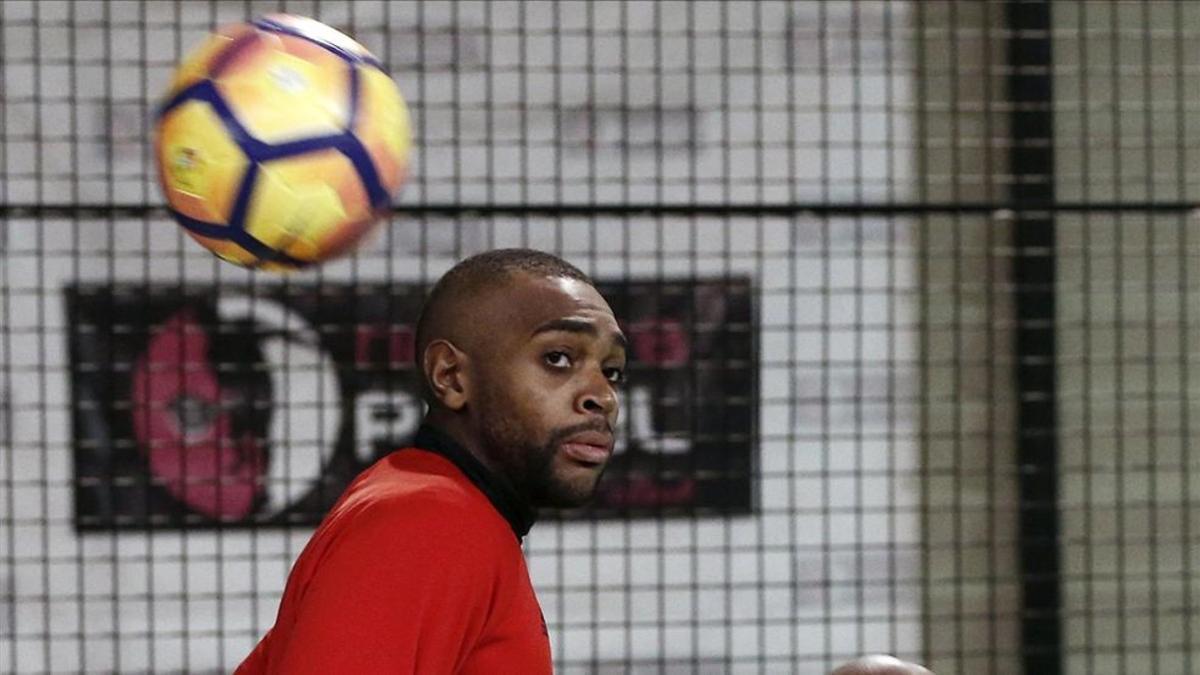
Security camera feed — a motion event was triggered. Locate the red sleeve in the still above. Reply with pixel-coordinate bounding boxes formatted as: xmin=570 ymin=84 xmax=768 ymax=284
xmin=262 ymin=498 xmax=501 ymax=674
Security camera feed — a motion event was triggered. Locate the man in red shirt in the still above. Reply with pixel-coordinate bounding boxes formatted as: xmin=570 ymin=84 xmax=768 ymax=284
xmin=236 ymin=248 xmax=933 ymax=674
xmin=237 ymin=249 xmax=626 ymax=673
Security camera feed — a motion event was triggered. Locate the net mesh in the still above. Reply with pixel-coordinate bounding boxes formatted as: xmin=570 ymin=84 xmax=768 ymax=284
xmin=1 ymin=1 xmax=1198 ymax=673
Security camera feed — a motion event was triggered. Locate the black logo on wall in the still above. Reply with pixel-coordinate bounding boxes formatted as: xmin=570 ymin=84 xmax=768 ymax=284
xmin=66 ymin=279 xmax=754 ymax=530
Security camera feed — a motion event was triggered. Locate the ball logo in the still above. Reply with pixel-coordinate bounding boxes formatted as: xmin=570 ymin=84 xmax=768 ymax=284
xmin=283 ymin=211 xmax=310 ymax=237
xmin=168 ymin=145 xmax=205 ymax=196
xmin=268 ymin=64 xmax=308 ymax=94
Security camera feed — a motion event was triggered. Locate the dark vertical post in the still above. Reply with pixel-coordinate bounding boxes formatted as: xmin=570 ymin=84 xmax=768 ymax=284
xmin=1006 ymin=2 xmax=1062 ymax=673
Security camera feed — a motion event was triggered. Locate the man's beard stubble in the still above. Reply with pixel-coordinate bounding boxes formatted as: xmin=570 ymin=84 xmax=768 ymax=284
xmin=476 ymin=398 xmax=610 ymax=509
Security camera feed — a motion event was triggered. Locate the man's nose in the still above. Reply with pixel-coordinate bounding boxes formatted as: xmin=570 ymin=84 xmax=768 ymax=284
xmin=576 ymin=371 xmax=618 ymax=419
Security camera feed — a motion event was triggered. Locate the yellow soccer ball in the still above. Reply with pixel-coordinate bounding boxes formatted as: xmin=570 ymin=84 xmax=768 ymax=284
xmin=154 ymin=15 xmax=411 ymax=270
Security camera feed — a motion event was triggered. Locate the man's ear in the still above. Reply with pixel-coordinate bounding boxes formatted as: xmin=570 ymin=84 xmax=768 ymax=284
xmin=423 ymin=339 xmax=470 ymax=411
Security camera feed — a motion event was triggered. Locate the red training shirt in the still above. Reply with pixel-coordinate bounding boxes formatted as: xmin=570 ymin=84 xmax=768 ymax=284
xmin=236 ymin=426 xmax=552 ymax=674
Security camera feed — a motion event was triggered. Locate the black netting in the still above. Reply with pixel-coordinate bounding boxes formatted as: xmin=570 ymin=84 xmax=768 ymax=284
xmin=2 ymin=1 xmax=1197 ymax=673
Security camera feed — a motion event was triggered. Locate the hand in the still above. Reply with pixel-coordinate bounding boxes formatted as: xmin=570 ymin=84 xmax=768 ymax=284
xmin=831 ymin=654 xmax=933 ymax=675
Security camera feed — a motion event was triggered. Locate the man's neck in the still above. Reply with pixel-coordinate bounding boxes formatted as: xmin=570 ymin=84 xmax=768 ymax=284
xmin=421 ymin=410 xmax=527 ymax=505
xmin=414 ymin=418 xmax=538 ymax=540
xmin=424 ymin=408 xmax=483 ymax=461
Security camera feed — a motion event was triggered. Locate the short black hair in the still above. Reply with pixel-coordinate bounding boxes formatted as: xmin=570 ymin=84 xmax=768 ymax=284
xmin=414 ymin=248 xmax=593 ymax=404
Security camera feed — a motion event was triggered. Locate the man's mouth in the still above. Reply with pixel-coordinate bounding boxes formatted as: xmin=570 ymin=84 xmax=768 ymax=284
xmin=559 ymin=430 xmax=613 ymax=465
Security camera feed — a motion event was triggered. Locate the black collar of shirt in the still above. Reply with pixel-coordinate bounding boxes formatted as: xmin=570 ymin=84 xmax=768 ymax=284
xmin=413 ymin=424 xmax=537 ymax=541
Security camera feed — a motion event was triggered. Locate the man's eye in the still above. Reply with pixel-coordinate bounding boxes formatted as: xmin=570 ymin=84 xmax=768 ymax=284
xmin=545 ymin=351 xmax=572 ymax=368
xmin=604 ymin=367 xmax=625 ymax=384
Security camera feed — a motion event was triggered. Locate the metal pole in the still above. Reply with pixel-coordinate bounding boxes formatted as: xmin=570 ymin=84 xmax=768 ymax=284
xmin=1006 ymin=1 xmax=1062 ymax=673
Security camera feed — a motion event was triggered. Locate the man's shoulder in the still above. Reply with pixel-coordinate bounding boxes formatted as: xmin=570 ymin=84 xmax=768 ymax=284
xmin=298 ymin=449 xmax=522 ymax=577
xmin=329 ymin=448 xmax=510 ymax=537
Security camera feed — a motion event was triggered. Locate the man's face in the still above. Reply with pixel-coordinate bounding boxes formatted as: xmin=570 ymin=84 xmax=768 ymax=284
xmin=467 ymin=274 xmax=626 ymax=508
